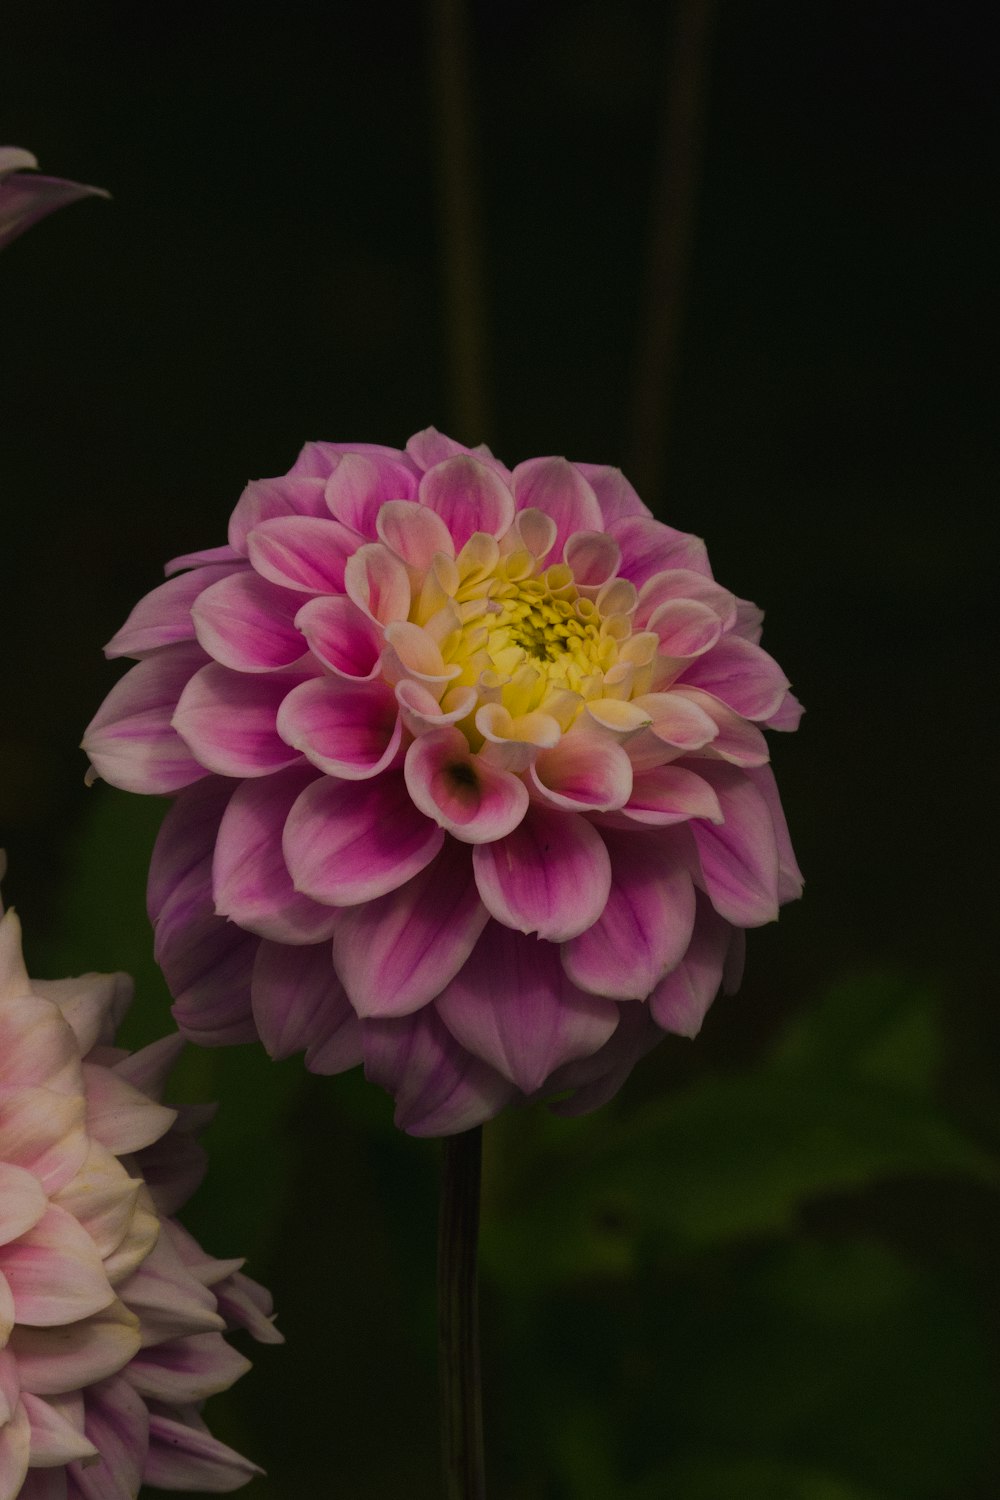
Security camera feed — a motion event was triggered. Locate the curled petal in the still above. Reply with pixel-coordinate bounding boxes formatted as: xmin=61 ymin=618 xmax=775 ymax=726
xmin=437 ymin=923 xmax=619 ymax=1093
xmin=618 ymin=762 xmax=723 ymax=826
xmin=105 ymin=565 xmax=243 ymax=660
xmin=192 ymin=571 xmax=307 ymax=672
xmin=512 ymin=457 xmax=603 ymax=558
xmin=324 ymin=451 xmax=419 ymax=536
xmin=646 ymin=597 xmax=723 ymax=662
xmin=295 ymin=595 xmax=384 ymax=681
xmin=82 ymin=642 xmax=209 ymax=794
xmin=251 ymin=940 xmax=362 ymax=1073
xmin=344 ymin=541 xmax=412 ymax=625
xmin=472 ymin=804 xmax=612 ymax=941
xmin=529 ymin=733 xmax=633 ymax=813
xmin=475 ymin=701 xmax=561 ymax=771
xmin=362 ymin=1007 xmax=514 ymax=1136
xmin=562 ymin=529 xmax=621 ymax=588
xmin=173 ymin=663 xmax=309 ymax=778
xmin=247 ymin=514 xmax=359 ymax=594
xmin=404 ymin=729 xmax=529 ymax=843
xmin=284 ymin=770 xmax=444 ymax=904
xmin=418 ymin=455 xmax=516 ymax=547
xmin=635 ymin=568 xmax=737 ymax=631
xmin=670 ymin=687 xmax=770 ymax=767
xmin=277 ymin=676 xmax=402 ymax=780
xmin=396 ymin=679 xmax=478 ymax=737
xmin=377 ymin=499 xmax=455 ymax=568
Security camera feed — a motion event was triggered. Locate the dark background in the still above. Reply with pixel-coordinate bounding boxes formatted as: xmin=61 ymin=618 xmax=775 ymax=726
xmin=1 ymin=3 xmax=997 ymax=1496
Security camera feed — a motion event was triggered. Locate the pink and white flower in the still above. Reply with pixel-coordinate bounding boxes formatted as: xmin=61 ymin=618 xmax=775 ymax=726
xmin=83 ymin=428 xmax=803 ymax=1135
xmin=0 ymin=877 xmax=279 ymax=1498
xmin=0 ymin=150 xmax=107 ymax=252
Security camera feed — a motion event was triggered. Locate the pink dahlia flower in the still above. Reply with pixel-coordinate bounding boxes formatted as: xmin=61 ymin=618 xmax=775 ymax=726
xmin=0 ymin=882 xmax=279 ymax=1498
xmin=83 ymin=428 xmax=803 ymax=1136
xmin=0 ymin=149 xmax=108 ymax=252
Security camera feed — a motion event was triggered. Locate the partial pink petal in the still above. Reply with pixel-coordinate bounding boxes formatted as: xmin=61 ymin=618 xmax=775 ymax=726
xmin=295 ymin=595 xmax=384 ymax=681
xmin=634 ymin=568 xmax=737 ymax=631
xmin=143 ymin=1410 xmax=263 ymax=1491
xmin=0 ymin=1396 xmax=30 ymax=1499
xmin=21 ymin=1391 xmax=97 ymax=1466
xmin=172 ymin=662 xmax=308 ymax=778
xmin=8 ymin=1302 xmax=140 ymax=1396
xmin=561 ymin=529 xmax=622 ymax=589
xmin=0 ymin=1205 xmax=114 ymax=1326
xmin=0 ymin=1161 xmax=47 ymax=1248
xmin=731 ymin=596 xmax=765 ymax=642
xmin=292 ymin=439 xmax=413 ymax=479
xmin=112 ymin=1032 xmax=186 ymax=1101
xmin=104 ymin=565 xmax=242 ymax=660
xmin=406 ymin=426 xmax=512 ymax=481
xmin=0 ymin=1088 xmax=88 ymax=1196
xmin=80 ymin=1064 xmax=176 ymax=1153
xmin=679 ymin=634 xmax=790 ymax=720
xmin=512 ymin=456 xmax=603 ymax=559
xmin=646 ymin=597 xmax=723 ymax=661
xmin=571 ymin=462 xmax=651 ymax=525
xmin=192 ymin=571 xmax=307 ymax=672
xmin=746 ymin=763 xmax=804 ymax=902
xmin=529 ymin=733 xmax=633 ymax=813
xmin=165 ymin=543 xmax=241 ymax=577
xmin=618 ymin=762 xmax=723 ymax=826
xmin=472 ymin=804 xmax=612 ymax=941
xmin=246 ymin=514 xmax=359 ymax=594
xmin=0 ymin=157 xmax=107 ymax=252
xmin=324 ymin=451 xmax=418 ymax=536
xmin=404 ymin=729 xmax=529 ymax=843
xmin=670 ymin=687 xmax=770 ymax=767
xmin=561 ymin=829 xmax=696 ymax=1000
xmin=650 ymin=895 xmax=733 ymax=1036
xmin=396 ymin=679 xmax=478 ymax=737
xmin=251 ymin=941 xmax=362 ymax=1073
xmin=688 ymin=763 xmax=780 ymax=926
xmin=343 ymin=541 xmax=412 ymax=625
xmin=0 ymin=991 xmax=80 ymax=1096
xmin=276 ymin=676 xmax=402 ymax=780
xmin=127 ymin=1332 xmax=251 ymax=1403
xmin=766 ymin=688 xmax=805 ymax=732
xmin=157 ymin=886 xmax=258 ymax=1046
xmin=116 ymin=1232 xmax=223 ymax=1344
xmin=82 ymin=642 xmax=209 ymax=794
xmin=228 ymin=474 xmax=330 ymax=553
xmin=437 ymin=923 xmax=619 ymax=1092
xmin=377 ymin=499 xmax=456 ymax=568
xmin=213 ymin=767 xmax=340 ymax=943
xmin=629 ymin=690 xmax=719 ymax=761
xmin=418 ymin=455 xmax=516 ymax=547
xmin=546 ymin=1001 xmax=662 ymax=1116
xmin=362 ymin=1007 xmax=514 ymax=1136
xmin=333 ymin=841 xmax=489 ymax=1018
xmin=50 ymin=1140 xmax=142 ymax=1261
xmin=31 ymin=971 xmax=131 ymax=1055
xmin=147 ymin=776 xmax=233 ymax=924
xmin=610 ymin=514 xmax=711 ymax=584
xmin=284 ymin=770 xmax=443 ymax=904
xmin=70 ymin=1377 xmax=148 ymax=1500
xmin=213 ymin=1268 xmax=283 ymax=1344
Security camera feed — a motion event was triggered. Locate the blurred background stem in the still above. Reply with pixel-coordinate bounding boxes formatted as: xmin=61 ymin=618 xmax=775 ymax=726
xmin=438 ymin=1126 xmax=486 ymax=1499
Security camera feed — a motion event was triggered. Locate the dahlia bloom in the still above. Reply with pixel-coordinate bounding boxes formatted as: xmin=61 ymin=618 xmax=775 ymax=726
xmin=83 ymin=428 xmax=802 ymax=1135
xmin=0 ymin=149 xmax=108 ymax=252
xmin=0 ymin=886 xmax=279 ymax=1498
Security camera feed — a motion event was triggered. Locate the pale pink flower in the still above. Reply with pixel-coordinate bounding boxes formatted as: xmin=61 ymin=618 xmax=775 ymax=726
xmin=0 ymin=878 xmax=279 ymax=1498
xmin=0 ymin=150 xmax=108 ymax=252
xmin=83 ymin=429 xmax=803 ymax=1135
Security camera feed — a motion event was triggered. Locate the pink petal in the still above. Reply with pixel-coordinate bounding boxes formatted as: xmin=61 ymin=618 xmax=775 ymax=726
xmin=512 ymin=456 xmax=603 ymax=558
xmin=192 ymin=571 xmax=307 ymax=672
xmin=436 ymin=923 xmax=619 ymax=1092
xmin=104 ymin=564 xmax=243 ymax=660
xmin=81 ymin=1064 xmax=176 ymax=1153
xmin=650 ymin=895 xmax=734 ymax=1036
xmin=562 ymin=529 xmax=622 ymax=588
xmin=377 ymin=498 xmax=456 ymax=568
xmin=295 ymin=595 xmax=384 ymax=681
xmin=561 ymin=829 xmax=696 ymax=1000
xmin=362 ymin=1007 xmax=514 ymax=1136
xmin=545 ymin=1001 xmax=662 ymax=1116
xmin=406 ymin=426 xmax=512 ymax=481
xmin=213 ymin=766 xmax=340 ymax=943
xmin=228 ymin=474 xmax=331 ymax=553
xmin=732 ymin=596 xmax=765 ymax=642
xmin=291 ymin=438 xmax=412 ymax=479
xmin=610 ymin=514 xmax=711 ymax=584
xmin=396 ymin=679 xmax=478 ymax=737
xmin=21 ymin=1391 xmax=97 ymax=1466
xmin=670 ymin=686 xmax=770 ymax=767
xmin=746 ymin=763 xmax=804 ymax=903
xmin=251 ymin=940 xmax=362 ymax=1073
xmin=529 ymin=733 xmax=633 ymax=813
xmin=0 ymin=1396 xmax=30 ymax=1499
xmin=418 ymin=455 xmax=516 ymax=547
xmin=0 ymin=160 xmax=107 ymax=252
xmin=404 ymin=729 xmax=529 ymax=843
xmin=8 ymin=1302 xmax=140 ymax=1396
xmin=0 ymin=1161 xmax=48 ymax=1247
xmin=679 ymin=634 xmax=790 ymax=720
xmin=82 ymin=642 xmax=210 ymax=794
xmin=113 ymin=1032 xmax=186 ymax=1100
xmin=634 ymin=568 xmax=737 ymax=631
xmin=0 ymin=1088 xmax=88 ymax=1196
xmin=213 ymin=1268 xmax=283 ymax=1344
xmin=32 ymin=971 xmax=131 ymax=1055
xmin=333 ymin=841 xmax=489 ymax=1018
xmin=50 ymin=1141 xmax=142 ymax=1261
xmin=0 ymin=1205 xmax=114 ymax=1326
xmin=165 ymin=542 xmax=241 ymax=577
xmin=116 ymin=1231 xmax=223 ymax=1344
xmin=70 ymin=1377 xmax=148 ymax=1500
xmin=646 ymin=597 xmax=723 ymax=661
xmin=472 ymin=804 xmax=612 ymax=941
xmin=766 ymin=688 xmax=805 ymax=732
xmin=246 ymin=514 xmax=360 ymax=593
xmin=618 ymin=762 xmax=724 ymax=826
xmin=571 ymin=462 xmax=651 ymax=525
xmin=127 ymin=1332 xmax=251 ymax=1403
xmin=276 ymin=676 xmax=402 ymax=780
xmin=147 ymin=775 xmax=232 ymax=922
xmin=343 ymin=541 xmax=412 ymax=625
xmin=0 ymin=991 xmax=80 ymax=1095
xmin=284 ymin=769 xmax=444 ymax=904
xmin=324 ymin=450 xmax=419 ymax=536
xmin=688 ymin=762 xmax=780 ymax=926
xmin=629 ymin=690 xmax=719 ymax=763
xmin=172 ymin=662 xmax=308 ymax=778
xmin=143 ymin=1410 xmax=263 ymax=1491
xmin=156 ymin=878 xmax=259 ymax=1046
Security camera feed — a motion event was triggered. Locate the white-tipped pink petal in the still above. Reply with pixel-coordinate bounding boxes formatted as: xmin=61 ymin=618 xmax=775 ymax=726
xmin=688 ymin=762 xmax=781 ymax=926
xmin=212 ymin=767 xmax=340 ymax=943
xmin=679 ymin=634 xmax=790 ymax=720
xmin=381 ymin=621 xmax=459 ymax=690
xmin=436 ymin=923 xmax=619 ymax=1093
xmin=472 ymin=804 xmax=612 ymax=941
xmin=766 ymin=688 xmax=804 ymax=732
xmin=104 ymin=565 xmax=243 ymax=660
xmin=396 ymin=679 xmax=478 ymax=737
xmin=251 ymin=940 xmax=362 ymax=1073
xmin=172 ymin=663 xmax=310 ymax=778
xmin=284 ymin=770 xmax=444 ymax=904
xmin=333 ymin=842 xmax=489 ymax=1018
xmin=0 ymin=1205 xmax=115 ymax=1326
xmin=561 ymin=830 xmax=696 ymax=1000
xmin=406 ymin=427 xmax=511 ymax=480
xmin=0 ymin=1089 xmax=88 ymax=1197
xmin=649 ymin=896 xmax=734 ymax=1036
xmin=669 ymin=687 xmax=770 ymax=767
xmin=362 ymin=1007 xmax=514 ymax=1136
xmin=228 ymin=474 xmax=331 ymax=553
xmin=20 ymin=1390 xmax=98 ymax=1466
xmin=127 ymin=1332 xmax=251 ymax=1403
xmin=80 ymin=1065 xmax=176 ymax=1153
xmin=646 ymin=597 xmax=723 ymax=662
xmin=377 ymin=499 xmax=456 ymax=568
xmin=276 ymin=676 xmax=402 ymax=780
xmin=246 ymin=514 xmax=359 ymax=594
xmin=324 ymin=451 xmax=419 ymax=536
xmin=562 ymin=529 xmax=622 ymax=588
xmin=343 ymin=542 xmax=412 ymax=625
xmin=294 ymin=595 xmax=384 ymax=681
xmin=512 ymin=457 xmax=603 ymax=557
xmin=619 ymin=763 xmax=724 ymax=826
xmin=529 ymin=734 xmax=633 ymax=813
xmin=192 ymin=571 xmax=307 ymax=672
xmin=610 ymin=514 xmax=711 ymax=584
xmin=81 ymin=642 xmax=210 ymax=794
xmin=545 ymin=1000 xmax=662 ymax=1117
xmin=404 ymin=729 xmax=529 ymax=843
xmin=418 ymin=455 xmax=516 ymax=547
xmin=0 ymin=1162 xmax=48 ymax=1247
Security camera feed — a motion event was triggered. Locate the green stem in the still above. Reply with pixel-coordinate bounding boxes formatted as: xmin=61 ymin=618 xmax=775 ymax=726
xmin=438 ymin=1125 xmax=486 ymax=1499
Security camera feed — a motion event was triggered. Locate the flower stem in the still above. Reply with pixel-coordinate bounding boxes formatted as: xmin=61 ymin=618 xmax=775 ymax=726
xmin=438 ymin=1125 xmax=486 ymax=1499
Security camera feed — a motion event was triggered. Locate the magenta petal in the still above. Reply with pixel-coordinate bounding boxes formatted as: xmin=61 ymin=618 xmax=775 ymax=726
xmin=295 ymin=595 xmax=384 ymax=680
xmin=404 ymin=730 xmax=529 ymax=843
xmin=192 ymin=571 xmax=307 ymax=672
xmin=246 ymin=513 xmax=359 ymax=593
xmin=437 ymin=923 xmax=619 ymax=1092
xmin=679 ymin=634 xmax=790 ymax=720
xmin=362 ymin=1006 xmax=514 ymax=1136
xmin=82 ymin=642 xmax=210 ymax=794
xmin=228 ymin=473 xmax=331 ymax=553
xmin=284 ymin=770 xmax=444 ymax=904
xmin=104 ymin=565 xmax=243 ymax=660
xmin=472 ymin=805 xmax=612 ymax=941
xmin=173 ymin=662 xmax=309 ymax=777
xmin=766 ymin=688 xmax=805 ymax=732
xmin=610 ymin=515 xmax=711 ymax=584
xmin=562 ymin=830 xmax=696 ymax=999
xmin=620 ymin=763 xmax=723 ymax=826
xmin=649 ymin=894 xmax=733 ymax=1036
xmin=512 ymin=456 xmax=603 ymax=558
xmin=276 ymin=676 xmax=402 ymax=780
xmin=333 ymin=841 xmax=489 ymax=1017
xmin=251 ymin=940 xmax=362 ymax=1072
xmin=418 ymin=455 xmax=516 ymax=547
xmin=213 ymin=766 xmax=339 ymax=943
xmin=571 ymin=462 xmax=651 ymax=525
xmin=689 ymin=763 xmax=781 ymax=926
xmin=165 ymin=543 xmax=242 ymax=577
xmin=324 ymin=451 xmax=419 ymax=536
